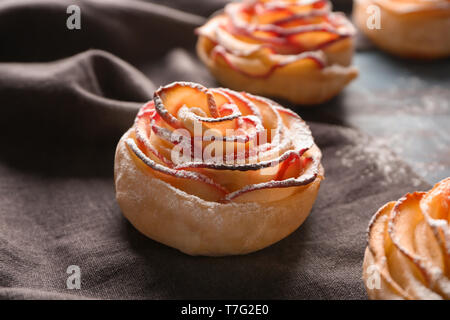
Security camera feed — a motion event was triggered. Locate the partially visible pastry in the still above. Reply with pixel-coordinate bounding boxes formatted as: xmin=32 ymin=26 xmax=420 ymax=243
xmin=115 ymin=81 xmax=324 ymax=256
xmin=196 ymin=0 xmax=358 ymax=105
xmin=353 ymin=0 xmax=450 ymax=59
xmin=363 ymin=178 xmax=450 ymax=300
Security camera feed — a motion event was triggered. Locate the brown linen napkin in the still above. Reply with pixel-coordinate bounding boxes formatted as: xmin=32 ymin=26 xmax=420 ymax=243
xmin=0 ymin=51 xmax=429 ymax=299
xmin=0 ymin=0 xmax=430 ymax=299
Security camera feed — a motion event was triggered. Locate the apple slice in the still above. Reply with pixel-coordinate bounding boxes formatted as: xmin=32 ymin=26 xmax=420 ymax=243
xmin=389 ymin=192 xmax=450 ymax=297
xmin=176 ymin=104 xmax=239 ymax=137
xmin=275 ymin=153 xmax=303 ymax=181
xmin=211 ymin=43 xmax=324 ymax=78
xmin=221 ymin=0 xmax=353 ymax=54
xmin=216 ymin=88 xmax=262 ymax=118
xmin=420 ymin=177 xmax=450 ymax=221
xmin=242 ymin=92 xmax=281 ymax=130
xmin=126 ymin=138 xmax=227 ymax=202
xmin=276 ymin=106 xmax=314 ymax=152
xmin=154 ymin=82 xmax=218 ymax=128
xmin=135 ymin=115 xmax=173 ymax=166
xmin=419 ymin=178 xmax=450 ymax=260
xmin=136 ymin=101 xmax=156 ymax=120
xmin=215 ymin=23 xmax=266 ymax=57
xmin=224 ymin=155 xmax=319 ymax=203
xmin=211 ymin=46 xmax=276 ymax=78
xmin=366 ymin=201 xmax=410 ymax=298
xmin=225 ymin=173 xmax=317 ymax=203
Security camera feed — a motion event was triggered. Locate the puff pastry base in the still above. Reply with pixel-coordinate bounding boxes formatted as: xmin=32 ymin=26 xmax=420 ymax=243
xmin=353 ymin=0 xmax=450 ymax=59
xmin=197 ymin=37 xmax=358 ymax=105
xmin=115 ymin=129 xmax=324 ymax=256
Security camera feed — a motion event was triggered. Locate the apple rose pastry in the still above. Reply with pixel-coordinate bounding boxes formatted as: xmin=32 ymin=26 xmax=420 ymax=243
xmin=363 ymin=178 xmax=450 ymax=299
xmin=196 ymin=0 xmax=358 ymax=105
xmin=353 ymin=0 xmax=450 ymax=59
xmin=114 ymin=82 xmax=324 ymax=256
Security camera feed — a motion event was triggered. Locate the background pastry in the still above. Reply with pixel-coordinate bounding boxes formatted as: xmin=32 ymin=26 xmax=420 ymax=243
xmin=363 ymin=178 xmax=450 ymax=300
xmin=115 ymin=81 xmax=324 ymax=256
xmin=196 ymin=0 xmax=358 ymax=105
xmin=353 ymin=0 xmax=450 ymax=59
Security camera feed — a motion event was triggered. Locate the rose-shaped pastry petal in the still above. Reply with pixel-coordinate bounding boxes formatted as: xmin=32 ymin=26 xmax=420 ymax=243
xmin=114 ymin=81 xmax=324 ymax=256
xmin=353 ymin=0 xmax=450 ymax=59
xmin=196 ymin=0 xmax=358 ymax=105
xmin=363 ymin=178 xmax=450 ymax=299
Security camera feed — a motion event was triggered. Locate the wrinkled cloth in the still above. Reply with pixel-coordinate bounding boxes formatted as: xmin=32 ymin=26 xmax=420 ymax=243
xmin=0 ymin=0 xmax=429 ymax=299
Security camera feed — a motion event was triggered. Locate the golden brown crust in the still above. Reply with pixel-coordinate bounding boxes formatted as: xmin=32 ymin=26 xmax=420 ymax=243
xmin=114 ymin=82 xmax=324 ymax=256
xmin=353 ymin=0 xmax=450 ymax=59
xmin=195 ymin=0 xmax=358 ymax=105
xmin=197 ymin=36 xmax=358 ymax=105
xmin=362 ymin=178 xmax=450 ymax=299
xmin=115 ymin=129 xmax=324 ymax=256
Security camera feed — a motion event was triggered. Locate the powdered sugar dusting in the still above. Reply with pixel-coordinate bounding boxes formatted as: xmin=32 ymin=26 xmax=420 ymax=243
xmin=335 ymin=127 xmax=422 ymax=187
xmin=196 ymin=0 xmax=355 ymax=77
xmin=126 ymin=82 xmax=319 ymax=202
xmin=351 ymin=75 xmax=450 ymax=184
xmin=365 ymin=178 xmax=450 ymax=299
